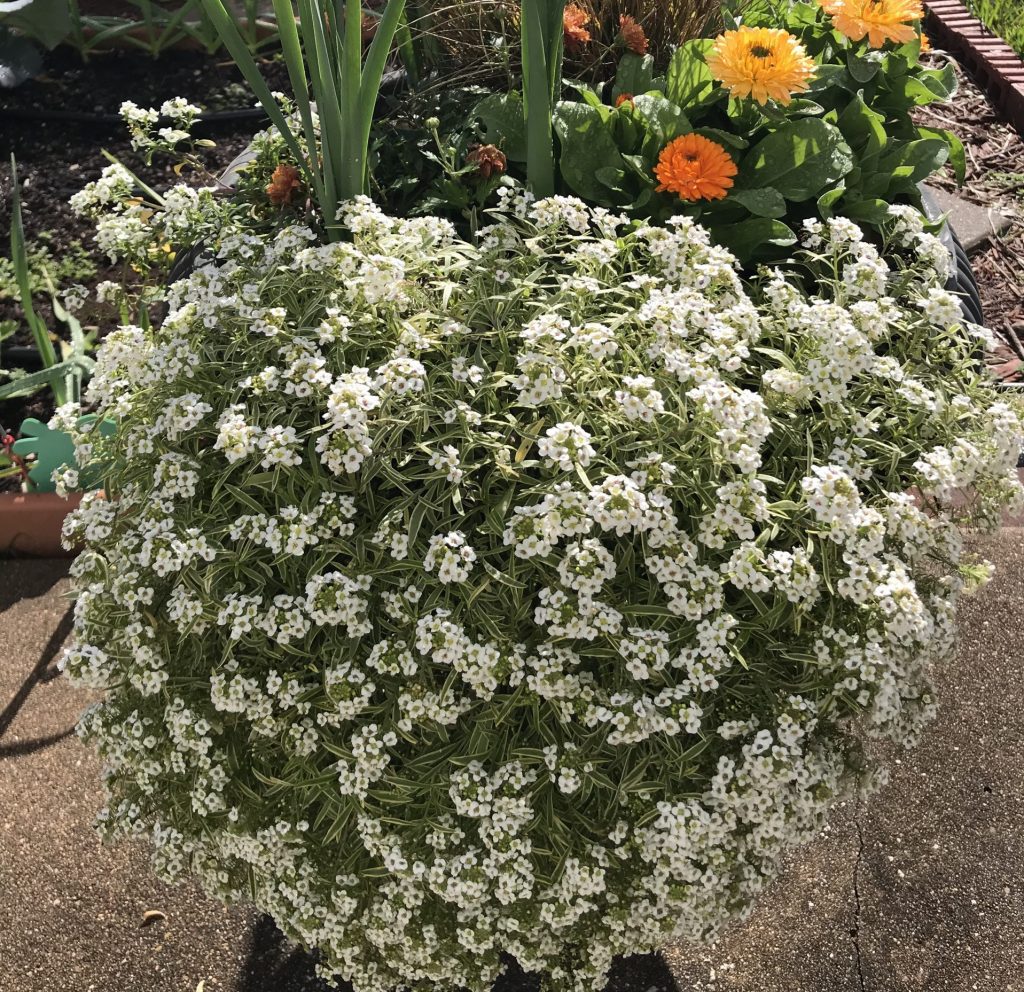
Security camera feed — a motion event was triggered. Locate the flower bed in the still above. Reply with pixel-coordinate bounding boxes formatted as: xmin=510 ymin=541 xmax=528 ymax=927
xmin=50 ymin=1 xmax=1024 ymax=989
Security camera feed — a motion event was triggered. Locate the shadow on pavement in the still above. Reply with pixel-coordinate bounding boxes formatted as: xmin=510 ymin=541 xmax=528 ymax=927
xmin=239 ymin=915 xmax=336 ymax=992
xmin=0 ymin=602 xmax=74 ymax=744
xmin=0 ymin=558 xmax=69 ymax=612
xmin=238 ymin=916 xmax=680 ymax=992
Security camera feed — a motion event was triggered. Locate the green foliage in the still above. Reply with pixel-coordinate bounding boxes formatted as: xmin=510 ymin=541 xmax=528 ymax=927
xmin=737 ymin=118 xmax=854 ymax=202
xmin=0 ymin=232 xmax=97 ymax=301
xmin=199 ymin=0 xmax=407 ymax=235
xmin=470 ymin=0 xmax=959 ymax=261
xmin=1 ymin=0 xmax=67 ymax=49
xmin=967 ymin=0 xmax=1024 ymax=56
xmin=1 ymin=158 xmax=93 ymax=410
xmin=521 ymin=0 xmax=567 ymax=197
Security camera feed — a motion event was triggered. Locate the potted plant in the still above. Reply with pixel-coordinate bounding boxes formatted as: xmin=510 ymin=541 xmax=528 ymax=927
xmin=56 ymin=1 xmax=1023 ymax=988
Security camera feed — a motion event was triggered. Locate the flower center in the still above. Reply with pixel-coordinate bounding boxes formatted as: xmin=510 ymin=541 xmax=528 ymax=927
xmin=749 ymin=44 xmax=773 ymax=58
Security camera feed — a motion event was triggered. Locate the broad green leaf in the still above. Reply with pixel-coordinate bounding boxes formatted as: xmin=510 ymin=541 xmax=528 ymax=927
xmin=841 ymin=198 xmax=891 ymax=225
xmin=728 ymin=187 xmax=787 ymax=218
xmin=917 ymin=125 xmax=966 ymax=186
xmin=806 ymin=64 xmax=850 ymax=94
xmin=835 ymin=91 xmax=886 ymax=158
xmin=595 ymin=165 xmax=628 ymax=193
xmin=552 ymin=100 xmax=626 ymax=205
xmin=817 ymin=184 xmax=846 ymax=218
xmin=878 ymin=137 xmax=949 ymax=186
xmin=918 ymin=63 xmax=958 ymax=101
xmin=475 ymin=92 xmax=527 ymax=162
xmin=694 ymin=127 xmax=749 ymax=151
xmin=737 ymin=118 xmax=853 ymax=202
xmin=709 ymin=218 xmax=796 ymax=262
xmin=632 ymin=92 xmax=691 ymax=145
xmin=846 ymin=50 xmax=882 ymax=84
xmin=665 ymin=40 xmax=716 ymax=110
xmin=3 ymin=0 xmax=69 ymax=49
xmin=614 ymin=52 xmax=658 ymax=99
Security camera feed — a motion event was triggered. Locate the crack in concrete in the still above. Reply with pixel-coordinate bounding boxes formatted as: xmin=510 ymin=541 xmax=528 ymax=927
xmin=851 ymin=788 xmax=867 ymax=992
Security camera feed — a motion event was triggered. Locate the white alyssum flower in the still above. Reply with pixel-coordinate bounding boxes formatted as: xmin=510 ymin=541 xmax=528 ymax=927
xmin=424 ymin=531 xmax=478 ymax=584
xmin=59 ymin=180 xmax=1023 ymax=992
xmin=537 ymin=422 xmax=595 ymax=472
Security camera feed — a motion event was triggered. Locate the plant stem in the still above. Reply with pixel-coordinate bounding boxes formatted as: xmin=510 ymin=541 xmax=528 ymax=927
xmin=521 ymin=0 xmax=565 ymax=198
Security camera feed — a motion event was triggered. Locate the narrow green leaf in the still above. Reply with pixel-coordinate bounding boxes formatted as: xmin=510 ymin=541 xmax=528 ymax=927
xmin=271 ymin=0 xmax=327 ymax=208
xmin=196 ymin=0 xmax=308 ymax=180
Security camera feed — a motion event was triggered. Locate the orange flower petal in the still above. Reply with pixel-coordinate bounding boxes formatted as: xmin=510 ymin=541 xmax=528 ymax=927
xmin=654 ymin=134 xmax=738 ymax=202
xmin=819 ymin=0 xmax=925 ymax=48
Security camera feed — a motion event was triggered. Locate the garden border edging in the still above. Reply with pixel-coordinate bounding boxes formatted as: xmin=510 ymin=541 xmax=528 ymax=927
xmin=925 ymin=0 xmax=1024 ymax=136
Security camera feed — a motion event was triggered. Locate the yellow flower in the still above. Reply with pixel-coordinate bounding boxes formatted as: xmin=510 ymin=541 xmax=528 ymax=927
xmin=654 ymin=134 xmax=738 ymax=202
xmin=706 ymin=26 xmax=816 ymax=106
xmin=820 ymin=0 xmax=924 ymax=48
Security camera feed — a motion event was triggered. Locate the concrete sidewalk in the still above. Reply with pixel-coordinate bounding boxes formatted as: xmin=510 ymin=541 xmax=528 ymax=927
xmin=1 ymin=534 xmax=1022 ymax=992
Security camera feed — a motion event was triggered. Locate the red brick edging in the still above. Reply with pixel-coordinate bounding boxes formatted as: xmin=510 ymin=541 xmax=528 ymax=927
xmin=925 ymin=0 xmax=1024 ymax=136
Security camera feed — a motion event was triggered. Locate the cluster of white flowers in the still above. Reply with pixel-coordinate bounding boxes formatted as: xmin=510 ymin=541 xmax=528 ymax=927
xmin=60 ymin=185 xmax=1022 ymax=992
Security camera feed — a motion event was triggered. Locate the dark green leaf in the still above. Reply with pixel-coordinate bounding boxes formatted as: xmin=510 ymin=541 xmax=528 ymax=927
xmin=474 ymin=92 xmax=527 ymax=162
xmin=552 ymin=100 xmax=627 ymax=205
xmin=917 ymin=125 xmax=965 ymax=186
xmin=632 ymin=92 xmax=691 ymax=145
xmin=835 ymin=91 xmax=886 ymax=158
xmin=840 ymin=197 xmax=891 ymax=224
xmin=737 ymin=118 xmax=853 ymax=202
xmin=614 ymin=52 xmax=659 ymax=99
xmin=878 ymin=137 xmax=949 ymax=186
xmin=846 ymin=50 xmax=882 ymax=84
xmin=665 ymin=40 xmax=716 ymax=110
xmin=709 ymin=218 xmax=796 ymax=263
xmin=728 ymin=187 xmax=787 ymax=218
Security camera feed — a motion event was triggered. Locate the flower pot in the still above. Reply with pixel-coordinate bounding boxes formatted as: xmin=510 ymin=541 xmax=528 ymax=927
xmin=921 ymin=185 xmax=984 ymax=325
xmin=0 ymin=491 xmax=81 ymax=557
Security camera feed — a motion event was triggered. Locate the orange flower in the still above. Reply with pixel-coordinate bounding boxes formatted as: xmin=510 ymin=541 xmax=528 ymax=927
xmin=654 ymin=134 xmax=738 ymax=202
xmin=615 ymin=92 xmax=634 ymax=108
xmin=819 ymin=0 xmax=924 ymax=48
xmin=707 ymin=26 xmax=816 ymax=105
xmin=466 ymin=144 xmax=508 ymax=179
xmin=618 ymin=14 xmax=649 ymax=55
xmin=920 ymin=31 xmax=931 ymax=52
xmin=266 ymin=164 xmax=301 ymax=206
xmin=563 ymin=4 xmax=592 ymax=53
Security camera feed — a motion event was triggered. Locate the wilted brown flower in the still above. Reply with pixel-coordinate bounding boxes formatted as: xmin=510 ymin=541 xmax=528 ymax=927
xmin=618 ymin=14 xmax=649 ymax=55
xmin=361 ymin=12 xmax=378 ymax=44
xmin=466 ymin=144 xmax=508 ymax=179
xmin=266 ymin=164 xmax=302 ymax=206
xmin=563 ymin=4 xmax=592 ymax=53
